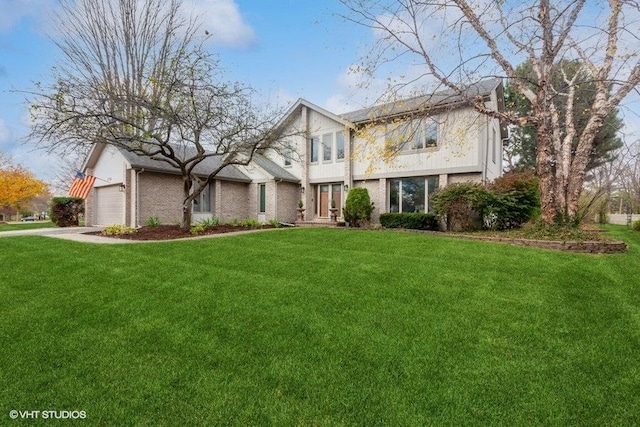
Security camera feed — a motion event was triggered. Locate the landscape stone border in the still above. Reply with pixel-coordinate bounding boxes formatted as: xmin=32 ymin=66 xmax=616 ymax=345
xmin=453 ymin=234 xmax=628 ymax=254
xmin=390 ymin=228 xmax=628 ymax=254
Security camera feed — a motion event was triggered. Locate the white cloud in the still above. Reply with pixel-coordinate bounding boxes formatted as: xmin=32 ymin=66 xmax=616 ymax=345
xmin=0 ymin=0 xmax=256 ymax=49
xmin=324 ymin=61 xmax=445 ymax=114
xmin=184 ymin=0 xmax=256 ymax=48
xmin=0 ymin=0 xmax=56 ymax=33
xmin=324 ymin=65 xmax=386 ymax=114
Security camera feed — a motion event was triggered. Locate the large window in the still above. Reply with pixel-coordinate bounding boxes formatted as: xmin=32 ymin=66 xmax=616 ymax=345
xmin=193 ymin=183 xmax=211 ymax=213
xmin=389 ymin=176 xmax=439 ymax=213
xmin=336 ymin=131 xmax=345 ymax=160
xmin=310 ymin=137 xmax=319 ymax=163
xmin=322 ymin=133 xmax=333 ymax=161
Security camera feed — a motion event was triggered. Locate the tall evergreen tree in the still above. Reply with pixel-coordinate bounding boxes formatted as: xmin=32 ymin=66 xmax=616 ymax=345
xmin=505 ymin=60 xmax=623 ymax=172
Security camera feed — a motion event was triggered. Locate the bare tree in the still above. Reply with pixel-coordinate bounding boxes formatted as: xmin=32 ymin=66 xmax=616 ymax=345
xmin=614 ymin=140 xmax=640 ymax=213
xmin=28 ymin=0 xmax=292 ymax=229
xmin=340 ymin=0 xmax=640 ymax=225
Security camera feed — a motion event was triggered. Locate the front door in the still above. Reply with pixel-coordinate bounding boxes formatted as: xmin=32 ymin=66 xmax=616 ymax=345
xmin=318 ymin=184 xmax=342 ymax=218
xmin=319 ymin=185 xmax=330 ymax=217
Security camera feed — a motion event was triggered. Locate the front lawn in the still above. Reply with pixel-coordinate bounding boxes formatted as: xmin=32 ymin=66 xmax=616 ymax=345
xmin=0 ymin=221 xmax=55 ymax=232
xmin=1 ymin=228 xmax=639 ymax=426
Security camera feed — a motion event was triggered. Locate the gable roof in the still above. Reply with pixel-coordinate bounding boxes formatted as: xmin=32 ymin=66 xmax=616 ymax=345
xmin=342 ymin=78 xmax=503 ymax=124
xmin=117 ymin=147 xmax=251 ymax=183
xmin=279 ymin=98 xmax=353 ymax=129
xmin=252 ymin=153 xmax=299 ymax=183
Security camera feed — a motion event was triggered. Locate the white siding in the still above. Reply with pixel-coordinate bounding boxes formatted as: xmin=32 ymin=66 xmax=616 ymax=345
xmin=92 ymin=145 xmax=129 ymax=188
xmin=351 ymin=107 xmax=485 ymax=179
xmin=307 ymin=109 xmax=348 ymax=182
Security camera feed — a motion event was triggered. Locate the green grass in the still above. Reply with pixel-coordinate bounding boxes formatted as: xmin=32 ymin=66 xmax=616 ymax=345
xmin=1 ymin=227 xmax=639 ymax=426
xmin=0 ymin=221 xmax=55 ymax=232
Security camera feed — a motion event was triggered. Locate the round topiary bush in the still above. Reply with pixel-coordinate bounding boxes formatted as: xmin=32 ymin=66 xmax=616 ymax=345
xmin=343 ymin=187 xmax=374 ymax=227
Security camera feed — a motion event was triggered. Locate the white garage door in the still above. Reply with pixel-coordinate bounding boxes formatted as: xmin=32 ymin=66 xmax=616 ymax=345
xmin=95 ymin=185 xmax=125 ymax=225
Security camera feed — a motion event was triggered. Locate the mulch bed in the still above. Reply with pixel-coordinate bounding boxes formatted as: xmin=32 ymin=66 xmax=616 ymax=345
xmin=87 ymin=224 xmax=275 ymax=241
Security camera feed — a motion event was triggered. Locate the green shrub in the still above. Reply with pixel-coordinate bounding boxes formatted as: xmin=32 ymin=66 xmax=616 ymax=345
xmin=241 ymin=218 xmax=262 ymax=227
xmin=102 ymin=224 xmax=136 ymax=235
xmin=343 ymin=187 xmax=374 ymax=227
xmin=146 ymin=216 xmax=161 ymax=227
xmin=430 ymin=183 xmax=492 ymax=231
xmin=50 ymin=197 xmax=84 ymax=227
xmin=633 ymin=220 xmax=640 ymax=231
xmin=229 ymin=219 xmax=241 ymax=227
xmin=190 ymin=223 xmax=205 ymax=234
xmin=269 ymin=219 xmax=282 ymax=228
xmin=199 ymin=217 xmax=221 ymax=227
xmin=486 ymin=171 xmax=540 ymax=230
xmin=379 ymin=212 xmax=440 ymax=231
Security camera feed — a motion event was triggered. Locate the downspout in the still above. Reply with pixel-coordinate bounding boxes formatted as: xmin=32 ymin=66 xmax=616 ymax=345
xmin=483 ymin=116 xmax=490 ymax=184
xmin=135 ymin=168 xmax=145 ymax=228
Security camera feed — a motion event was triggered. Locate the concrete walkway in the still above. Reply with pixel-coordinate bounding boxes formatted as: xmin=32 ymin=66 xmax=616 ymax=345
xmin=0 ymin=225 xmax=291 ymax=244
xmin=0 ymin=226 xmax=135 ymax=244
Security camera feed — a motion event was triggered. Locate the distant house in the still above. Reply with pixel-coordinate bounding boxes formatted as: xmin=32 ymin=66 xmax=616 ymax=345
xmin=83 ymin=78 xmax=505 ymax=227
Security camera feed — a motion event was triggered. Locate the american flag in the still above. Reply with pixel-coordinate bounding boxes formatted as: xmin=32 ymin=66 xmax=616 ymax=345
xmin=68 ymin=172 xmax=96 ymax=199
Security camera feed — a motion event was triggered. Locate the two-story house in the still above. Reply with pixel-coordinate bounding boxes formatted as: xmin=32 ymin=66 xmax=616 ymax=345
xmin=83 ymin=79 xmax=505 ymax=227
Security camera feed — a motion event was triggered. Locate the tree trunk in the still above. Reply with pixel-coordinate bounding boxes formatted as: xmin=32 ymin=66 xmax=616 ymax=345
xmin=181 ymin=178 xmax=193 ymax=231
xmin=535 ymin=112 xmax=558 ymax=225
xmin=565 ymin=104 xmax=606 ymax=221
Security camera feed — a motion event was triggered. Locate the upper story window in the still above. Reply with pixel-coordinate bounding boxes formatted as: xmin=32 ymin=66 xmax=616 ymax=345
xmin=386 ymin=121 xmax=414 ymax=152
xmin=423 ymin=119 xmax=438 ymax=148
xmin=310 ymin=137 xmax=319 ymax=163
xmin=336 ymin=131 xmax=345 ymax=160
xmin=310 ymin=131 xmax=345 ymax=163
xmin=387 ymin=118 xmax=438 ymax=152
xmin=322 ymin=133 xmax=333 ymax=162
xmin=283 ymin=142 xmax=292 ymax=167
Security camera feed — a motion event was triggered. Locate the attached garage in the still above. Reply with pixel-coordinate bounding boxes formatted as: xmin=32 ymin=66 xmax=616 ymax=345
xmin=94 ymin=185 xmax=125 ymax=225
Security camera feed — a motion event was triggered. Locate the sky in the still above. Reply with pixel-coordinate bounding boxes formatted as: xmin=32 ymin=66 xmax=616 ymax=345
xmin=0 ymin=0 xmax=377 ymax=186
xmin=2 ymin=0 xmax=640 ymax=189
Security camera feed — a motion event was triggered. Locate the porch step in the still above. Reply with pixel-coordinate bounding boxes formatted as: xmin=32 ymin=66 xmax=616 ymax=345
xmin=295 ymin=220 xmax=345 ymax=228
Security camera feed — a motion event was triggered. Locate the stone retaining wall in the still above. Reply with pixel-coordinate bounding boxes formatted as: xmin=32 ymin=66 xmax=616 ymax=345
xmin=396 ymin=229 xmax=628 ymax=254
xmin=463 ymin=235 xmax=628 ymax=254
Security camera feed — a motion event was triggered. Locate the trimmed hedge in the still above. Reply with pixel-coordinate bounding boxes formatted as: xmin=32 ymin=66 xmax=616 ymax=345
xmin=430 ymin=182 xmax=491 ymax=231
xmin=50 ymin=197 xmax=84 ymax=227
xmin=379 ymin=212 xmax=440 ymax=231
xmin=430 ymin=172 xmax=540 ymax=231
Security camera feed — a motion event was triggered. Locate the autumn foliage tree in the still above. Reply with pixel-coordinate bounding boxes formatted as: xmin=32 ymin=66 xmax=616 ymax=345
xmin=0 ymin=159 xmax=48 ymax=218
